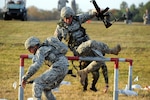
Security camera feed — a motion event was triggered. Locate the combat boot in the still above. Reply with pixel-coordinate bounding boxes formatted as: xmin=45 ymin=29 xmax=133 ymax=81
xmin=77 ymin=70 xmax=87 ymax=86
xmin=110 ymin=44 xmax=121 ymax=55
xmin=90 ymin=86 xmax=97 ymax=92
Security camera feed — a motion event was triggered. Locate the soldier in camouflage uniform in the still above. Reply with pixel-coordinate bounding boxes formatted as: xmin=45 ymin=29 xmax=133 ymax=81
xmin=54 ymin=7 xmax=121 ymax=92
xmin=57 ymin=0 xmax=69 ymax=11
xmin=21 ymin=36 xmax=69 ymax=100
xmin=71 ymin=0 xmax=77 ymax=15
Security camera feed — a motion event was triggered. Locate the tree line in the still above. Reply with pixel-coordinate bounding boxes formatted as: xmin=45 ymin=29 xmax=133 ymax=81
xmin=113 ymin=1 xmax=150 ymax=22
xmin=0 ymin=1 xmax=150 ymax=22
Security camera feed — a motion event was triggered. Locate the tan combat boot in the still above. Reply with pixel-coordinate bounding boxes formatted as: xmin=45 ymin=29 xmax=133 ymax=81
xmin=77 ymin=70 xmax=87 ymax=86
xmin=110 ymin=44 xmax=121 ymax=55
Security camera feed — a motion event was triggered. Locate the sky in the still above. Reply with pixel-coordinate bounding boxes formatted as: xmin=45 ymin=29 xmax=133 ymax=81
xmin=0 ymin=0 xmax=149 ymax=11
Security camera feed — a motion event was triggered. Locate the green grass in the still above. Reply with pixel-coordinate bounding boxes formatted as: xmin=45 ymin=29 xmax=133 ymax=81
xmin=0 ymin=20 xmax=150 ymax=100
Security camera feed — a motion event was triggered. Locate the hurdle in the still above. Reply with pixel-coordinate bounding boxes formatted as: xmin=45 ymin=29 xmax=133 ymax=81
xmin=18 ymin=55 xmax=33 ymax=100
xmin=18 ymin=55 xmax=133 ymax=100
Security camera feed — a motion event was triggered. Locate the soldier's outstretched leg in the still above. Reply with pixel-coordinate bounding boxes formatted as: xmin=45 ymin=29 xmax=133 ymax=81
xmin=77 ymin=40 xmax=121 ymax=56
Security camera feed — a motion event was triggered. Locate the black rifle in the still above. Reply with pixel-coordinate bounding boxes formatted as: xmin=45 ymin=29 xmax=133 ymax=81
xmin=90 ymin=0 xmax=112 ymax=28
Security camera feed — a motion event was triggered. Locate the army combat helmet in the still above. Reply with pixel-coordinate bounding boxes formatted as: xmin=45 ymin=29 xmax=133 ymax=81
xmin=61 ymin=7 xmax=75 ymax=18
xmin=25 ymin=36 xmax=40 ymax=49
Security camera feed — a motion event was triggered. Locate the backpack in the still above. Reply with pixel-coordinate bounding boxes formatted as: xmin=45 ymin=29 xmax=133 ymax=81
xmin=43 ymin=37 xmax=68 ymax=54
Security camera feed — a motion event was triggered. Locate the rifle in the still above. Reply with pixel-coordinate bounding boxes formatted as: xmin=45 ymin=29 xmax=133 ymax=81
xmin=90 ymin=0 xmax=112 ymax=28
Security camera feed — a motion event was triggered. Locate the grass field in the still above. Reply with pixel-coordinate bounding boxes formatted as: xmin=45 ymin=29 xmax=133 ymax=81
xmin=0 ymin=20 xmax=150 ymax=100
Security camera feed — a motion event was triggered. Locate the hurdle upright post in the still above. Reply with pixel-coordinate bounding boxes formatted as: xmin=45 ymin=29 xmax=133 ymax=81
xmin=18 ymin=55 xmax=33 ymax=100
xmin=111 ymin=58 xmax=119 ymax=100
xmin=18 ymin=55 xmax=26 ymax=100
xmin=127 ymin=59 xmax=133 ymax=90
xmin=118 ymin=58 xmax=133 ymax=90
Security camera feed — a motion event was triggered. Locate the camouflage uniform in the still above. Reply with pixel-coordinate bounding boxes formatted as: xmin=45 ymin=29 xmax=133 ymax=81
xmin=57 ymin=0 xmax=68 ymax=11
xmin=71 ymin=0 xmax=77 ymax=15
xmin=54 ymin=7 xmax=121 ymax=91
xmin=22 ymin=37 xmax=69 ymax=100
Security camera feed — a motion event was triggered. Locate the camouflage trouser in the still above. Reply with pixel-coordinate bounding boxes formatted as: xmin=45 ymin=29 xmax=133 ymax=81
xmin=101 ymin=64 xmax=108 ymax=84
xmin=79 ymin=61 xmax=100 ymax=90
xmin=32 ymin=57 xmax=68 ymax=100
xmin=77 ymin=40 xmax=110 ymax=72
xmin=76 ymin=40 xmax=109 ymax=90
xmin=79 ymin=61 xmax=108 ymax=90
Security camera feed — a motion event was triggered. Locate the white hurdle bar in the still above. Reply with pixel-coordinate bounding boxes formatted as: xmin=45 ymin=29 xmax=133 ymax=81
xmin=19 ymin=55 xmax=133 ymax=100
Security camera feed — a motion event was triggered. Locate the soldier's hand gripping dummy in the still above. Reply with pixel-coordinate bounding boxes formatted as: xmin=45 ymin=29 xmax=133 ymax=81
xmin=54 ymin=7 xmax=121 ymax=92
xmin=21 ymin=36 xmax=69 ymax=100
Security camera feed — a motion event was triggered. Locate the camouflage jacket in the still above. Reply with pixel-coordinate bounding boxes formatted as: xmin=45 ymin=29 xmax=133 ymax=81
xmin=22 ymin=44 xmax=68 ymax=81
xmin=54 ymin=10 xmax=96 ymax=54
